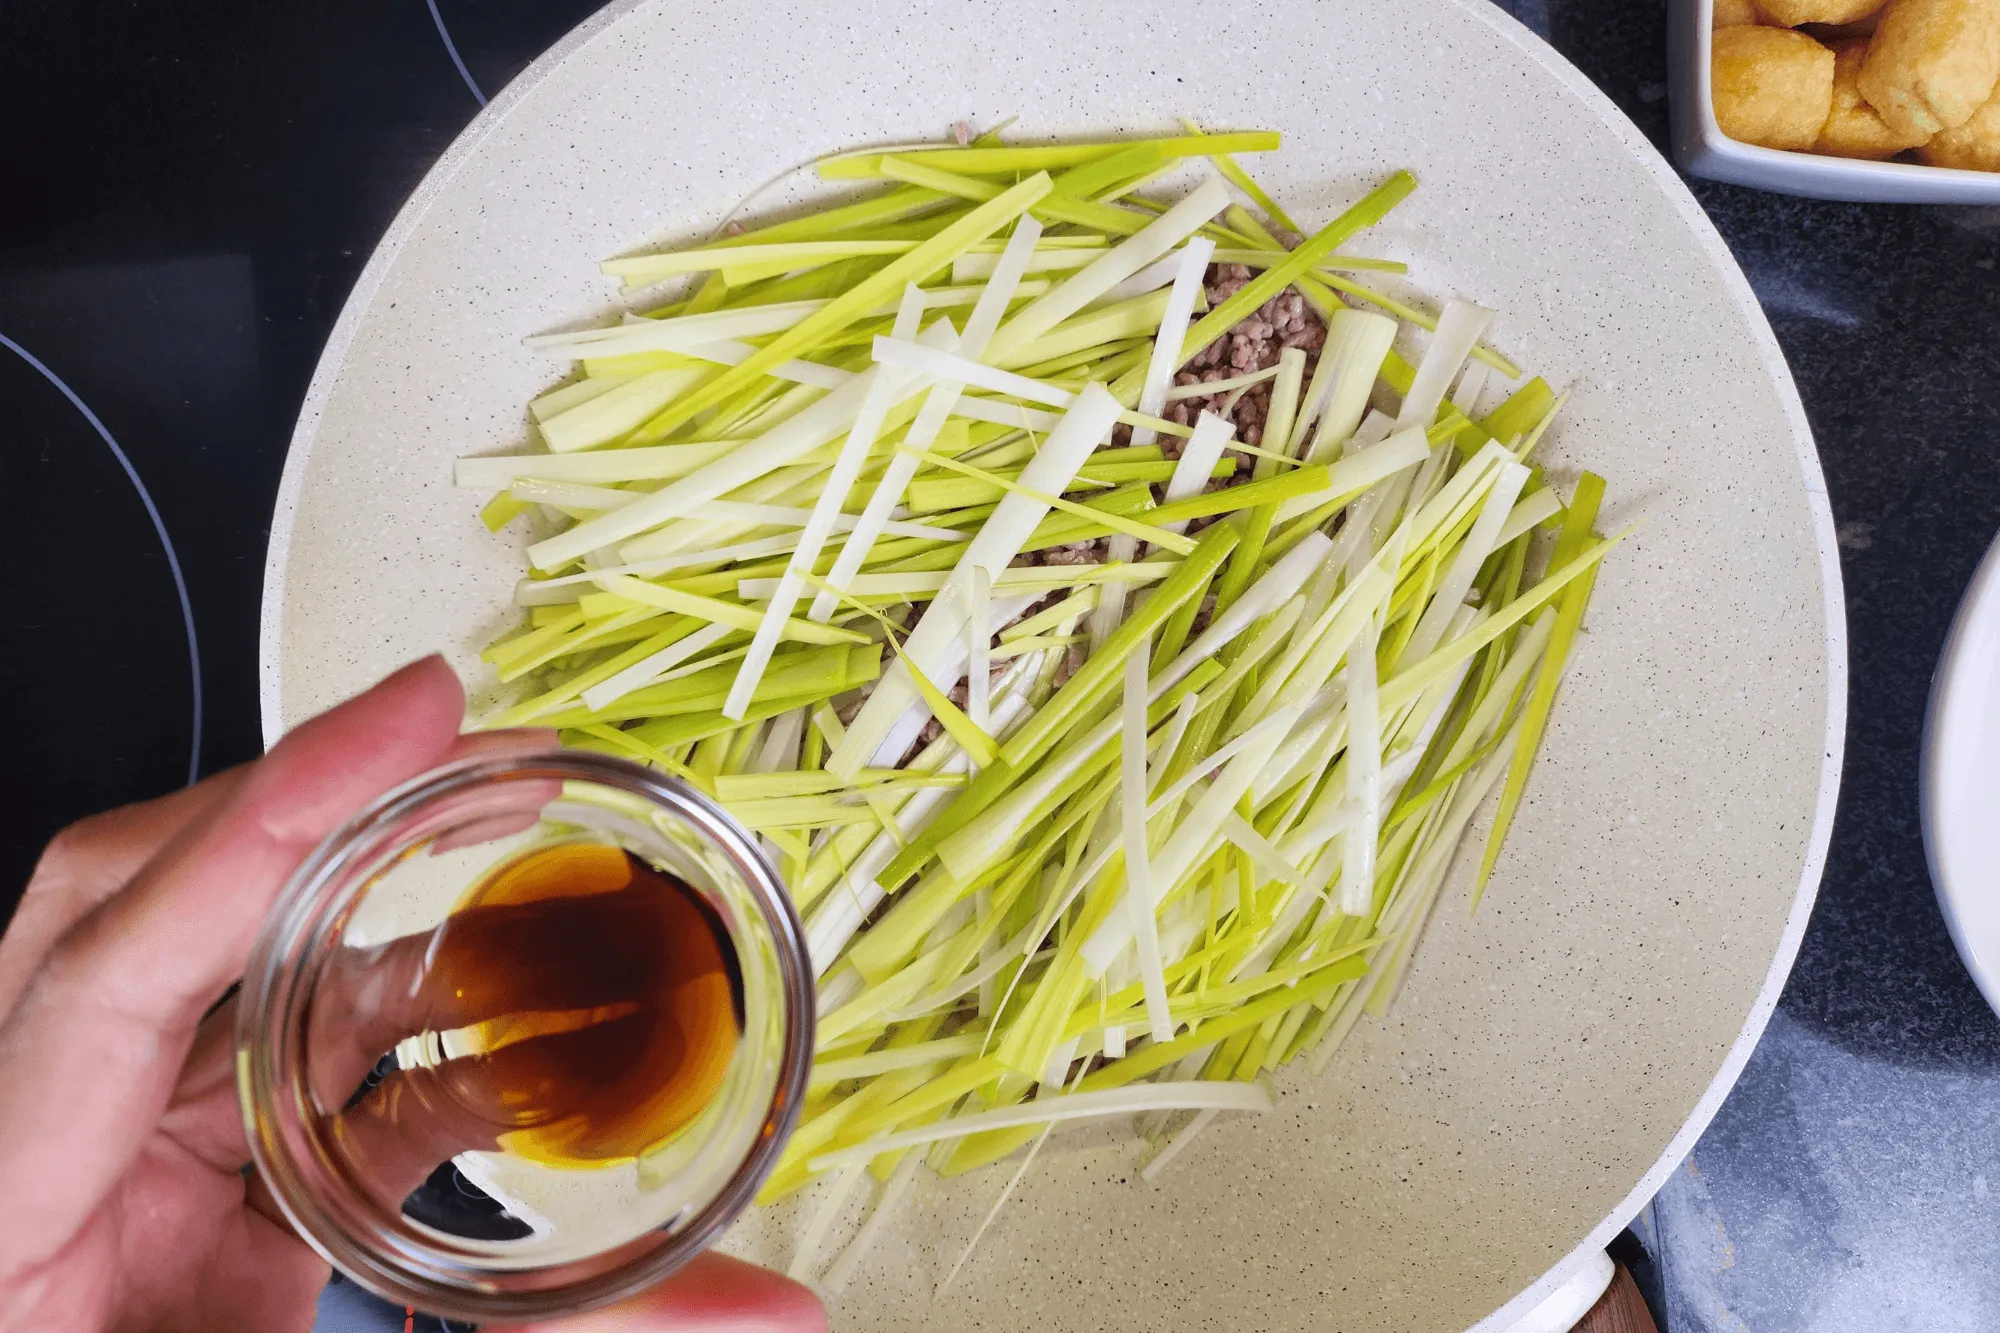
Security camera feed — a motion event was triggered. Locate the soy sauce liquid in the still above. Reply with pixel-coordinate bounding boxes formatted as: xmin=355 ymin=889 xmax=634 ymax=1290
xmin=411 ymin=843 xmax=743 ymax=1168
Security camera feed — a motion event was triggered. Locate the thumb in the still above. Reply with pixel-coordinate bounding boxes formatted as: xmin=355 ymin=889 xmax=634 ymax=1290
xmin=492 ymin=1253 xmax=826 ymax=1333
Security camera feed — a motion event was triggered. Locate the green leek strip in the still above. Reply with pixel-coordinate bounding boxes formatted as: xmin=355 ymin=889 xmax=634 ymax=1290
xmin=536 ymin=642 xmax=869 ymax=726
xmin=1059 ymin=343 xmax=1159 ymax=396
xmin=715 ymin=768 xmax=961 ymax=801
xmin=650 ymin=534 xmax=937 ymax=601
xmin=567 ymin=722 xmax=697 ymax=779
xmin=877 ymin=155 xmax=1152 ymax=236
xmin=1213 ymin=348 xmax=1308 ymax=611
xmin=641 ymin=173 xmax=1052 ymax=439
xmin=991 ymin=290 xmax=1183 ymax=373
xmin=1208 ymin=247 xmax=1407 ymax=276
xmin=528 ymin=373 xmax=632 ymax=422
xmin=1474 ymin=473 xmax=1606 ymax=899
xmin=1049 ymin=141 xmax=1170 ymax=198
xmin=587 ymin=574 xmax=865 ymax=646
xmin=1002 ymin=587 xmax=1099 ymax=643
xmin=1121 ymin=192 xmax=1258 ymax=248
xmin=874 ymin=659 xmax=1222 ymax=893
xmin=458 ymin=440 xmax=742 ymax=491
xmin=1380 ymin=547 xmax=1437 ymax=668
xmin=1145 ymin=464 xmax=1331 ymax=528
xmin=1148 ymin=543 xmax=1230 ymax=672
xmin=727 ymin=795 xmax=889 ymax=831
xmin=716 ymin=183 xmax=946 ymax=247
xmin=683 ymin=273 xmax=731 ymax=314
xmin=901 ymin=653 xmax=999 ymax=768
xmin=1224 ymin=203 xmax=1285 ymax=254
xmin=1179 ymin=171 xmax=1417 ymax=367
xmin=1101 ymin=946 xmax=1373 ymax=1026
xmin=1019 ymin=483 xmax=1154 ymax=551
xmin=742 ymin=563 xmax=1172 ymax=601
xmin=849 ymin=780 xmax=1099 ymax=985
xmin=1379 ymin=530 xmax=1623 ymax=716
xmin=485 ymin=621 xmax=712 ymax=728
xmin=809 ymin=1034 xmax=986 ymax=1090
xmin=765 ymin=1039 xmax=945 ymax=1195
xmin=994 ymin=633 xmax=1082 ymax=660
xmin=483 ymin=608 xmax=582 ymax=666
xmin=1313 ymin=272 xmax=1523 ymax=379
xmin=903 ymin=458 xmax=1222 ymax=513
xmin=896 ymin=445 xmax=1197 ymax=556
xmin=807 ymin=1080 xmax=1270 ymax=1173
xmin=1073 ymin=966 xmax=1358 ymax=1093
xmin=1479 ymin=376 xmax=1559 ymax=450
xmin=602 ymin=239 xmax=917 ymax=286
xmin=817 ymin=132 xmax=1281 ymax=180
xmin=1014 ymin=336 xmax=1152 ymax=381
xmin=497 ymin=609 xmax=660 ymax=683
xmin=628 ymin=685 xmax=853 ymax=752
xmin=1002 ymin=522 xmax=1239 ymax=771
xmin=1507 ymin=392 xmax=1568 ymax=466
xmin=1182 ymin=117 xmax=1300 ymax=233
xmin=480 ymin=493 xmax=528 ymax=531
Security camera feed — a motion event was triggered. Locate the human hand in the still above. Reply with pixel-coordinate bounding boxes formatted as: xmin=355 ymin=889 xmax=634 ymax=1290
xmin=0 ymin=657 xmax=825 ymax=1333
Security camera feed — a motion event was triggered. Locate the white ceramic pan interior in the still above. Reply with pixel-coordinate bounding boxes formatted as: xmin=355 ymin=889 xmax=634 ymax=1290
xmin=259 ymin=1 xmax=1846 ymax=1328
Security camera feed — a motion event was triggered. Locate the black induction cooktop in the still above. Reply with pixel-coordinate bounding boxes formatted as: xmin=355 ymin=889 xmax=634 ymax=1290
xmin=1 ymin=0 xmax=605 ymax=909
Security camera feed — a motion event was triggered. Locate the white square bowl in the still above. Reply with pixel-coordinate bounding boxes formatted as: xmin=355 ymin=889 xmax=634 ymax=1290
xmin=1668 ymin=0 xmax=2000 ymax=201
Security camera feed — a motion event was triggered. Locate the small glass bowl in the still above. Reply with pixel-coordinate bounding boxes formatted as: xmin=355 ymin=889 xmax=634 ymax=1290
xmin=236 ymin=750 xmax=813 ymax=1322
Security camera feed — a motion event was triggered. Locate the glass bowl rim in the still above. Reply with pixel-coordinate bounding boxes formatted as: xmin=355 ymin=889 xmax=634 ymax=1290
xmin=235 ymin=748 xmax=815 ymax=1320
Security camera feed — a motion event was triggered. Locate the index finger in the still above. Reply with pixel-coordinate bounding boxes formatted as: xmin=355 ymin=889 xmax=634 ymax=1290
xmin=490 ymin=1253 xmax=826 ymax=1333
xmin=0 ymin=768 xmax=249 ymax=1022
xmin=0 ymin=655 xmax=468 ymax=1267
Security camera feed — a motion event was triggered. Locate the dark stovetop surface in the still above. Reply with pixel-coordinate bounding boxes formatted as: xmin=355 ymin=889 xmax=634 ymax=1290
xmin=4 ymin=2 xmax=1997 ymax=1329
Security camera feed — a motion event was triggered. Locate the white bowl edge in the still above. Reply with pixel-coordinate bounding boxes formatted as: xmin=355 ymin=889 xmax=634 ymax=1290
xmin=1921 ymin=527 xmax=2000 ymax=1020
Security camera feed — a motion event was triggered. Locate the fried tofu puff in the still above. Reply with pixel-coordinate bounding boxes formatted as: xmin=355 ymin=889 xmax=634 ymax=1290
xmin=1920 ymin=82 xmax=2000 ymax=165
xmin=1858 ymin=0 xmax=2000 ymax=138
xmin=1712 ymin=26 xmax=1838 ymax=149
xmin=1756 ymin=0 xmax=1885 ymax=24
xmin=1818 ymin=39 xmax=1935 ymax=155
xmin=1715 ymin=0 xmax=1762 ymax=26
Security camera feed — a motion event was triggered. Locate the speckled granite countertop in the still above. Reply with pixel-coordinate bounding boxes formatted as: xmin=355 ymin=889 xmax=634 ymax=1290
xmin=4 ymin=2 xmax=1995 ymax=1329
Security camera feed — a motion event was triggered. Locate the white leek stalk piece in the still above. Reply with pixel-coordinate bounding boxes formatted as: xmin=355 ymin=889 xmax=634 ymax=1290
xmin=828 ymin=384 xmax=1122 ymax=778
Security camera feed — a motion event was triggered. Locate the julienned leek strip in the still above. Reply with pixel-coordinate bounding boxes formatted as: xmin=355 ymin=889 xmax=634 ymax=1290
xmin=1475 ymin=472 xmax=1607 ymax=900
xmin=637 ymin=172 xmax=1053 ymax=440
xmin=1000 ymin=521 xmax=1238 ymax=770
xmin=894 ymin=444 xmax=1196 ymax=556
xmin=816 ymin=132 xmax=1282 ymax=180
xmin=835 ymin=964 xmax=1350 ymax=1155
xmin=602 ymin=239 xmax=918 ymax=286
xmin=1179 ymin=171 xmax=1417 ymax=368
xmin=588 ymin=574 xmax=867 ymax=647
xmin=1183 ymin=117 xmax=1300 ymax=234
xmin=807 ymin=1080 xmax=1271 ymax=1172
xmin=1377 ymin=530 xmax=1623 ymax=714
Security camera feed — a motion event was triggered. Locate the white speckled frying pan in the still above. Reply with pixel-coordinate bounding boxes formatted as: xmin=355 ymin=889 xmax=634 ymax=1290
xmin=259 ymin=1 xmax=1845 ymax=1328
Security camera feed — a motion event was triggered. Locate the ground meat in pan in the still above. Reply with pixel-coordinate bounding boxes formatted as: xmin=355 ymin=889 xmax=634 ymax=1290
xmin=1037 ymin=540 xmax=1109 ymax=566
xmin=1162 ymin=265 xmax=1328 ymax=452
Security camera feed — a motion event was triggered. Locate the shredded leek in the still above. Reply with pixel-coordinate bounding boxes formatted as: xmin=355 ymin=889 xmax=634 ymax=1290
xmin=460 ymin=127 xmax=1616 ymax=1290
